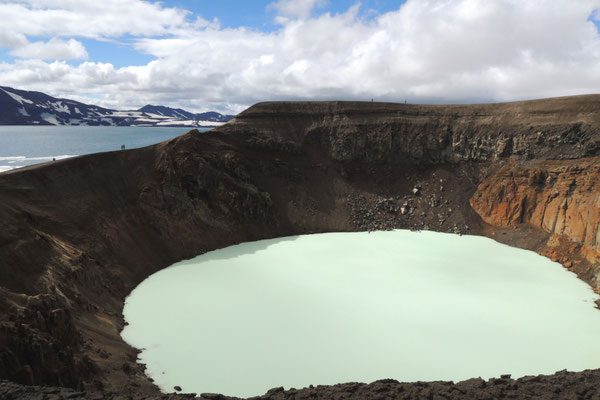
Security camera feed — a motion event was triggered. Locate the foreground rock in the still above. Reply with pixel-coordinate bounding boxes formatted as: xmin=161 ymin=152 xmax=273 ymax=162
xmin=0 ymin=96 xmax=600 ymax=396
xmin=3 ymin=369 xmax=600 ymax=399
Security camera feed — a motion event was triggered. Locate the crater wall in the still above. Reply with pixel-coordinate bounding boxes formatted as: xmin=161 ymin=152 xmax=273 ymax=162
xmin=1 ymin=97 xmax=600 ymax=396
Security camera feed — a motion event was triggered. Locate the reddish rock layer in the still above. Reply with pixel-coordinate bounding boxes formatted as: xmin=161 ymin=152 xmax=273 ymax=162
xmin=471 ymin=158 xmax=600 ymax=290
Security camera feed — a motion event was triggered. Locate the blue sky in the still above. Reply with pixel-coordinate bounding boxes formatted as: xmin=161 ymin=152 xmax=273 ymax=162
xmin=80 ymin=38 xmax=155 ymax=68
xmin=0 ymin=0 xmax=599 ymax=113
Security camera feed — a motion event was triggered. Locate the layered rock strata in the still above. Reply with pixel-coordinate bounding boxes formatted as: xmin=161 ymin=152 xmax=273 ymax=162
xmin=471 ymin=158 xmax=600 ymax=287
xmin=0 ymin=96 xmax=600 ymax=397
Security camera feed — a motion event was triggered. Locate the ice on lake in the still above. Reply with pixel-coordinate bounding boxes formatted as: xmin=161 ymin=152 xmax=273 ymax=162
xmin=121 ymin=230 xmax=600 ymax=397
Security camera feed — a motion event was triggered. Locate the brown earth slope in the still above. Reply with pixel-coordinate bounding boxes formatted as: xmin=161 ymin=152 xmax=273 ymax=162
xmin=1 ymin=96 xmax=600 ymax=398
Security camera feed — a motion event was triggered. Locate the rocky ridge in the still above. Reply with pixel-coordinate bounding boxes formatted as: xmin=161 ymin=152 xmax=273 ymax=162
xmin=1 ymin=96 xmax=600 ymax=398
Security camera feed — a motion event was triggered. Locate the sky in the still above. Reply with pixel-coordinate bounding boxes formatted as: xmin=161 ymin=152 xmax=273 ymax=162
xmin=1 ymin=0 xmax=600 ymax=114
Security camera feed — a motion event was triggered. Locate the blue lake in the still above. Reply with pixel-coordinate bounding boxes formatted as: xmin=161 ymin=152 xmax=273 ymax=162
xmin=0 ymin=125 xmax=210 ymax=172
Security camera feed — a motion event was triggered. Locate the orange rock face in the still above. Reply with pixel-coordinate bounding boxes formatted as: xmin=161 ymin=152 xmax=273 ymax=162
xmin=470 ymin=158 xmax=600 ymax=288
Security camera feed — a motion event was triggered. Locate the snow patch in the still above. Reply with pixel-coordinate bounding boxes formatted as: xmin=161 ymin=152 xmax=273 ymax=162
xmin=111 ymin=111 xmax=144 ymax=118
xmin=51 ymin=102 xmax=70 ymax=114
xmin=1 ymin=88 xmax=34 ymax=105
xmin=197 ymin=120 xmax=225 ymax=127
xmin=17 ymin=107 xmax=30 ymax=117
xmin=134 ymin=118 xmax=162 ymax=123
xmin=156 ymin=120 xmax=195 ymax=126
xmin=100 ymin=118 xmax=116 ymax=126
xmin=144 ymin=113 xmax=170 ymax=120
xmin=40 ymin=113 xmax=60 ymax=125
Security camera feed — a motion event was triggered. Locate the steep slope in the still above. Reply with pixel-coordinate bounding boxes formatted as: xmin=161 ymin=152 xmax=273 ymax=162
xmin=0 ymin=97 xmax=600 ymax=397
xmin=471 ymin=159 xmax=600 ymax=282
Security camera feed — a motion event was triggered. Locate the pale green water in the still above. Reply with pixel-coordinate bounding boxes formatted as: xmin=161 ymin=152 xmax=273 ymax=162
xmin=121 ymin=230 xmax=600 ymax=397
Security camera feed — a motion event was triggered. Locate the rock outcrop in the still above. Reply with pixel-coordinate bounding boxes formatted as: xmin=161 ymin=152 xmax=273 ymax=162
xmin=471 ymin=158 xmax=600 ymax=288
xmin=224 ymin=98 xmax=600 ymax=163
xmin=1 ymin=96 xmax=600 ymax=398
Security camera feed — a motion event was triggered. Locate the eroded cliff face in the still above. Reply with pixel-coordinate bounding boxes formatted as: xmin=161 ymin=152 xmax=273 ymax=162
xmin=1 ymin=97 xmax=600 ymax=397
xmin=471 ymin=158 xmax=600 ymax=287
xmin=222 ymin=98 xmax=600 ymax=163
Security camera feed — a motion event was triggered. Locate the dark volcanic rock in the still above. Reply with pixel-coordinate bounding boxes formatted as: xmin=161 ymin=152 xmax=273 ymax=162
xmin=221 ymin=98 xmax=600 ymax=163
xmin=3 ymin=369 xmax=600 ymax=399
xmin=1 ymin=97 xmax=600 ymax=397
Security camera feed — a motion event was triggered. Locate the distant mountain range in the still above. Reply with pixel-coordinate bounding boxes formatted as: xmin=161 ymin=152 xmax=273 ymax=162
xmin=0 ymin=86 xmax=235 ymax=127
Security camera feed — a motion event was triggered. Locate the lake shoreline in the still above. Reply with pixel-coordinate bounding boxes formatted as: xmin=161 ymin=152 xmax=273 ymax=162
xmin=2 ymin=98 xmax=600 ymax=397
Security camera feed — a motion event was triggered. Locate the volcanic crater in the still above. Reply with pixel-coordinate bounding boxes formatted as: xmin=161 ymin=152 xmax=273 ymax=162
xmin=2 ymin=97 xmax=600 ymax=399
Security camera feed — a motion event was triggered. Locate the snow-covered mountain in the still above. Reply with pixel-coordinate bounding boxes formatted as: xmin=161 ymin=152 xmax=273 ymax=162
xmin=138 ymin=105 xmax=232 ymax=123
xmin=0 ymin=86 xmax=234 ymax=127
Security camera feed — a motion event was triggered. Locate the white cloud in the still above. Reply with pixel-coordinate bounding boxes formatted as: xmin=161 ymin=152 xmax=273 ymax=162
xmin=0 ymin=30 xmax=28 ymax=48
xmin=10 ymin=38 xmax=88 ymax=60
xmin=2 ymin=0 xmax=600 ymax=114
xmin=0 ymin=0 xmax=193 ymax=39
